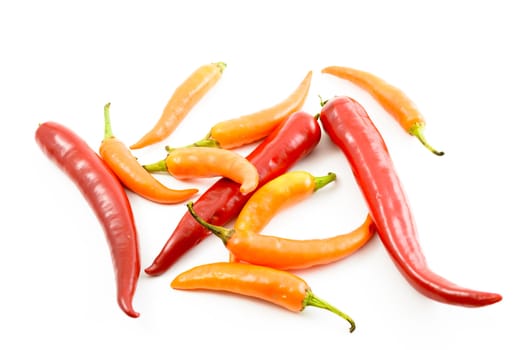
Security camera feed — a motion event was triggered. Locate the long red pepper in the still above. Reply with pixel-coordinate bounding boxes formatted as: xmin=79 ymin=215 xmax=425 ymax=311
xmin=35 ymin=121 xmax=141 ymax=317
xmin=145 ymin=111 xmax=322 ymax=276
xmin=320 ymin=96 xmax=502 ymax=307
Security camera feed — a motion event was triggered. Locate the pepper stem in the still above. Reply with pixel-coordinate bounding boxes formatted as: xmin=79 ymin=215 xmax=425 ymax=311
xmin=142 ymin=159 xmax=168 ymax=173
xmin=304 ymin=289 xmax=356 ymax=333
xmin=186 ymin=201 xmax=234 ymax=245
xmin=314 ymin=172 xmax=336 ymax=191
xmin=408 ymin=123 xmax=444 ymax=156
xmin=214 ymin=61 xmax=227 ymax=73
xmin=317 ymin=94 xmax=329 ymax=107
xmin=188 ymin=137 xmax=220 ymax=148
xmin=103 ymin=102 xmax=114 ymax=140
xmin=165 ymin=135 xmax=221 ymax=150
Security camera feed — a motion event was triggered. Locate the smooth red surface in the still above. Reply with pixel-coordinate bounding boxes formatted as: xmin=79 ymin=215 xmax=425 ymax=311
xmin=35 ymin=121 xmax=141 ymax=317
xmin=320 ymin=96 xmax=502 ymax=307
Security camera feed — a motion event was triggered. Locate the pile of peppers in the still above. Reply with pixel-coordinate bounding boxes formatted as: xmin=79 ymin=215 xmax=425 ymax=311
xmin=35 ymin=62 xmax=502 ymax=332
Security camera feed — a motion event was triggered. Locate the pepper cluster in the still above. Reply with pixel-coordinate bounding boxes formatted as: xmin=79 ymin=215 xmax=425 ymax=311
xmin=35 ymin=62 xmax=502 ymax=332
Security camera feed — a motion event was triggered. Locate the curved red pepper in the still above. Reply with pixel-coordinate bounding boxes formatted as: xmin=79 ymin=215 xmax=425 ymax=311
xmin=145 ymin=111 xmax=322 ymax=276
xmin=320 ymin=96 xmax=502 ymax=307
xmin=35 ymin=121 xmax=141 ymax=317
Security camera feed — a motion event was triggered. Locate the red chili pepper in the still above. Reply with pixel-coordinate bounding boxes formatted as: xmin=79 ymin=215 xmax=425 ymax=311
xmin=145 ymin=111 xmax=322 ymax=276
xmin=35 ymin=121 xmax=141 ymax=317
xmin=320 ymin=96 xmax=502 ymax=307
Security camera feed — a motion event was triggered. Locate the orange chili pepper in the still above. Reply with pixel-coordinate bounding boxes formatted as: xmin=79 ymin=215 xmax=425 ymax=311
xmin=321 ymin=65 xmax=444 ymax=156
xmin=99 ymin=103 xmax=198 ymax=204
xmin=229 ymin=170 xmax=336 ymax=262
xmin=143 ymin=146 xmax=259 ymax=194
xmin=193 ymin=71 xmax=312 ymax=149
xmin=186 ymin=172 xmax=375 ymax=270
xmin=171 ymin=261 xmax=356 ymax=333
xmin=130 ymin=61 xmax=226 ymax=150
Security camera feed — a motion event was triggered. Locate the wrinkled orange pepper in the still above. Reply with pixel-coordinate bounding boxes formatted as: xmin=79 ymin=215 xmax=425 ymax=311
xmin=143 ymin=146 xmax=259 ymax=194
xmin=130 ymin=62 xmax=226 ymax=150
xmin=99 ymin=103 xmax=198 ymax=204
xmin=322 ymin=65 xmax=444 ymax=156
xmin=193 ymin=71 xmax=312 ymax=149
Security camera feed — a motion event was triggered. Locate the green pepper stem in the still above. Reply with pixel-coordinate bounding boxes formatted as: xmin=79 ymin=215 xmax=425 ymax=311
xmin=317 ymin=94 xmax=329 ymax=107
xmin=408 ymin=122 xmax=444 ymax=156
xmin=313 ymin=95 xmax=330 ymax=120
xmin=186 ymin=201 xmax=234 ymax=245
xmin=142 ymin=159 xmax=168 ymax=173
xmin=304 ymin=289 xmax=356 ymax=333
xmin=165 ymin=135 xmax=221 ymax=151
xmin=314 ymin=172 xmax=336 ymax=191
xmin=103 ymin=102 xmax=114 ymax=140
xmin=214 ymin=61 xmax=227 ymax=73
xmin=188 ymin=137 xmax=220 ymax=148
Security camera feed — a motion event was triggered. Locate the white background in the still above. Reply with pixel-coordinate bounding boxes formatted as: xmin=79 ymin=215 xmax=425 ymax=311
xmin=1 ymin=0 xmax=525 ymax=349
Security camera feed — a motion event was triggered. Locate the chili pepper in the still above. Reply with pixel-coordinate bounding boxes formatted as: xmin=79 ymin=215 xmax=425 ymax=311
xmin=192 ymin=71 xmax=312 ymax=149
xmin=143 ymin=146 xmax=259 ymax=195
xmin=187 ymin=201 xmax=374 ymax=270
xmin=171 ymin=262 xmax=356 ymax=333
xmin=144 ymin=111 xmax=322 ymax=276
xmin=35 ymin=121 xmax=141 ymax=317
xmin=99 ymin=103 xmax=198 ymax=204
xmin=130 ymin=61 xmax=226 ymax=150
xmin=322 ymin=65 xmax=444 ymax=156
xmin=319 ymin=96 xmax=502 ymax=307
xmin=233 ymin=170 xmax=337 ymax=235
xmin=229 ymin=170 xmax=341 ymax=262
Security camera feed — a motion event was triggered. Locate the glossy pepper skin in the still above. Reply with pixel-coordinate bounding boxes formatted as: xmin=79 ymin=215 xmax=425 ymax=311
xmin=143 ymin=146 xmax=259 ymax=194
xmin=145 ymin=111 xmax=322 ymax=276
xmin=36 ymin=121 xmax=141 ymax=317
xmin=130 ymin=62 xmax=226 ymax=149
xmin=320 ymin=96 xmax=502 ymax=307
xmin=99 ymin=103 xmax=198 ymax=204
xmin=201 ymin=71 xmax=313 ymax=149
xmin=171 ymin=262 xmax=356 ymax=333
xmin=229 ymin=170 xmax=339 ymax=262
xmin=321 ymin=66 xmax=444 ymax=156
xmin=187 ymin=200 xmax=374 ymax=271
xmin=233 ymin=171 xmax=336 ymax=235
